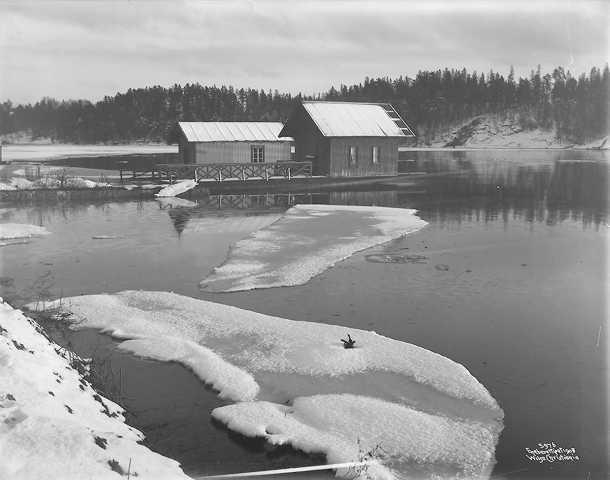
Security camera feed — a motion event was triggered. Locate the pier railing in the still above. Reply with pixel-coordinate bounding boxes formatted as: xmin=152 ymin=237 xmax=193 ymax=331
xmin=155 ymin=162 xmax=312 ymax=183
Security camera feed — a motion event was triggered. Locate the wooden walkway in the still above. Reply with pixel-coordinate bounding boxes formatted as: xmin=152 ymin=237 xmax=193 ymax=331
xmin=155 ymin=161 xmax=312 ymax=183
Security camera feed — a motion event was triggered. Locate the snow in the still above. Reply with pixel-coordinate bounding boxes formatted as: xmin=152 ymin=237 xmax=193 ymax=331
xmin=29 ymin=290 xmax=503 ymax=479
xmin=213 ymin=394 xmax=501 ymax=479
xmin=428 ymin=114 xmax=609 ymax=149
xmin=0 ymin=299 xmax=190 ymax=480
xmin=155 ymin=179 xmax=197 ymax=197
xmin=200 ymin=204 xmax=427 ymax=292
xmin=1 ymin=144 xmax=177 ymax=162
xmin=0 ymin=178 xmax=34 ymax=190
xmin=574 ymin=136 xmax=609 ymax=150
xmin=0 ymin=223 xmax=50 ymax=240
xmin=0 ymin=176 xmax=110 ymax=190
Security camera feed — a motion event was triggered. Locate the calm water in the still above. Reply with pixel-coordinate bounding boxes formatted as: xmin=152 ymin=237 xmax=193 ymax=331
xmin=1 ymin=149 xmax=607 ymax=479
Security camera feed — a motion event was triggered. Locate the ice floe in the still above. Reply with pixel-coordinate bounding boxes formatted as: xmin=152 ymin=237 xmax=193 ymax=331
xmin=30 ymin=290 xmax=503 ymax=479
xmin=0 ymin=300 xmax=190 ymax=480
xmin=0 ymin=223 xmax=50 ymax=240
xmin=155 ymin=179 xmax=197 ymax=197
xmin=200 ymin=204 xmax=428 ymax=291
xmin=213 ymin=394 xmax=501 ymax=479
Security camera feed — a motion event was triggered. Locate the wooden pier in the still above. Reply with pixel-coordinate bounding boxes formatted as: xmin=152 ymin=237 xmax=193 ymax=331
xmin=154 ymin=161 xmax=312 ymax=184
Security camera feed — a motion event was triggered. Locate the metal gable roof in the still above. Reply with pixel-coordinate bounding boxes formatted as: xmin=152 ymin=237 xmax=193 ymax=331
xmin=178 ymin=122 xmax=293 ymax=142
xmin=301 ymin=101 xmax=415 ymax=138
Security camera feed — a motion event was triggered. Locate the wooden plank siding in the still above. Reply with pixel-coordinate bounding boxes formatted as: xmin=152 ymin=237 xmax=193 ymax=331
xmin=178 ymin=134 xmax=291 ymax=164
xmin=280 ymin=104 xmax=330 ymax=176
xmin=192 ymin=142 xmax=291 ymax=164
xmin=328 ymin=138 xmax=400 ymax=177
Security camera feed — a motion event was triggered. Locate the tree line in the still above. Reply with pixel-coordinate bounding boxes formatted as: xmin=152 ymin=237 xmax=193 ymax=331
xmin=0 ymin=65 xmax=607 ymax=145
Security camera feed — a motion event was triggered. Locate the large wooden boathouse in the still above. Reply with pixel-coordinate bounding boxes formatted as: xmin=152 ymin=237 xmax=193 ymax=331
xmin=279 ymin=101 xmax=415 ymax=177
xmin=177 ymin=122 xmax=294 ymax=164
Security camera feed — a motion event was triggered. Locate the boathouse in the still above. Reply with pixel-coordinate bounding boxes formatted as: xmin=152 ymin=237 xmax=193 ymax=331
xmin=177 ymin=122 xmax=293 ymax=164
xmin=279 ymin=101 xmax=415 ymax=176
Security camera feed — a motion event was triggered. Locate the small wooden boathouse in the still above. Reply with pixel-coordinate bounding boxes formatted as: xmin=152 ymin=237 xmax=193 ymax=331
xmin=177 ymin=122 xmax=293 ymax=165
xmin=279 ymin=101 xmax=415 ymax=177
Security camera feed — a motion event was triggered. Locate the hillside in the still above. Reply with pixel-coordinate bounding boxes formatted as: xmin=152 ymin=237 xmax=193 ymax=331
xmin=428 ymin=114 xmax=609 ymax=149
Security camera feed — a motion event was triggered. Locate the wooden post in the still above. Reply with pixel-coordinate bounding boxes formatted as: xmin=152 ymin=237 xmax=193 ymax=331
xmin=288 ymin=167 xmax=291 ymax=180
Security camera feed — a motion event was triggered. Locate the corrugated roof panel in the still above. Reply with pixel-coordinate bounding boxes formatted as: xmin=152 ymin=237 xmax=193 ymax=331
xmin=302 ymin=102 xmax=414 ymax=137
xmin=179 ymin=122 xmax=293 ymax=142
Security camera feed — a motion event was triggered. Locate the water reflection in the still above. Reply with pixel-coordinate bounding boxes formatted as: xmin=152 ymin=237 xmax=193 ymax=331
xmin=394 ymin=151 xmax=608 ymax=228
xmin=167 ymin=208 xmax=191 ymax=236
xmin=157 ymin=194 xmax=315 ymax=235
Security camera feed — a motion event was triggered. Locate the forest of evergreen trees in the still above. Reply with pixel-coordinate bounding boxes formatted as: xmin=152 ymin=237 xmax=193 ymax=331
xmin=0 ymin=65 xmax=607 ymax=145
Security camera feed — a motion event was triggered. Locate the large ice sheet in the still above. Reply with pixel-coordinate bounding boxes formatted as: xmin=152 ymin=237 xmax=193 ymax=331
xmin=0 ymin=300 xmax=189 ymax=480
xmin=200 ymin=204 xmax=427 ymax=291
xmin=30 ymin=291 xmax=503 ymax=479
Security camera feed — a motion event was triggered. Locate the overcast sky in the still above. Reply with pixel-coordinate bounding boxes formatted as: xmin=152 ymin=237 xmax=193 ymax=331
xmin=1 ymin=0 xmax=607 ymax=104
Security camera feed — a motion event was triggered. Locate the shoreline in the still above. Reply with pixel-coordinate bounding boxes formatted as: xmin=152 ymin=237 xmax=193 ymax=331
xmin=0 ymin=175 xmax=425 ymax=203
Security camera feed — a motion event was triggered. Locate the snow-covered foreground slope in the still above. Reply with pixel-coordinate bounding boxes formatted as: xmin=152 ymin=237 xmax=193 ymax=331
xmin=0 ymin=300 xmax=190 ymax=480
xmin=200 ymin=204 xmax=428 ymax=292
xmin=0 ymin=223 xmax=50 ymax=240
xmin=31 ymin=291 xmax=504 ymax=479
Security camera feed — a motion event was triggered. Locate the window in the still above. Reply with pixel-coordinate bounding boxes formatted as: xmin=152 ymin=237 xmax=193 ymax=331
xmin=251 ymin=145 xmax=265 ymax=163
xmin=348 ymin=146 xmax=358 ymax=166
xmin=372 ymin=146 xmax=379 ymax=164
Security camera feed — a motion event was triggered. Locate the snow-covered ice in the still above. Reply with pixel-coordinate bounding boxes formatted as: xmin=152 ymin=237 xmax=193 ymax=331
xmin=0 ymin=144 xmax=177 ymax=162
xmin=0 ymin=223 xmax=50 ymax=240
xmin=200 ymin=204 xmax=427 ymax=291
xmin=155 ymin=179 xmax=197 ymax=197
xmin=184 ymin=214 xmax=282 ymax=236
xmin=0 ymin=176 xmax=110 ymax=190
xmin=0 ymin=300 xmax=190 ymax=480
xmin=31 ymin=290 xmax=504 ymax=479
xmin=213 ymin=394 xmax=501 ymax=479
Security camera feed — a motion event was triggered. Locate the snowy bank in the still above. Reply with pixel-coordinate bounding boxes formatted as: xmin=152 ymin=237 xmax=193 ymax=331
xmin=0 ymin=176 xmax=111 ymax=191
xmin=200 ymin=204 xmax=428 ymax=292
xmin=0 ymin=300 xmax=190 ymax=480
xmin=428 ymin=114 xmax=609 ymax=149
xmin=30 ymin=291 xmax=503 ymax=479
xmin=0 ymin=223 xmax=50 ymax=240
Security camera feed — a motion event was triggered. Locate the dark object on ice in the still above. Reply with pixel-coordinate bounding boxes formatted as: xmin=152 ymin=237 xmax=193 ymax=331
xmin=341 ymin=334 xmax=356 ymax=349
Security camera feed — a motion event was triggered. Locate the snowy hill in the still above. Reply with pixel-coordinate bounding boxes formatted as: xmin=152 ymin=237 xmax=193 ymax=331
xmin=427 ymin=115 xmax=608 ymax=149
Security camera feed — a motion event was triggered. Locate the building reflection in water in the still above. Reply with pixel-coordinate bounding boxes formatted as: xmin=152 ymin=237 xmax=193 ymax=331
xmin=161 ymin=150 xmax=607 ymax=234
